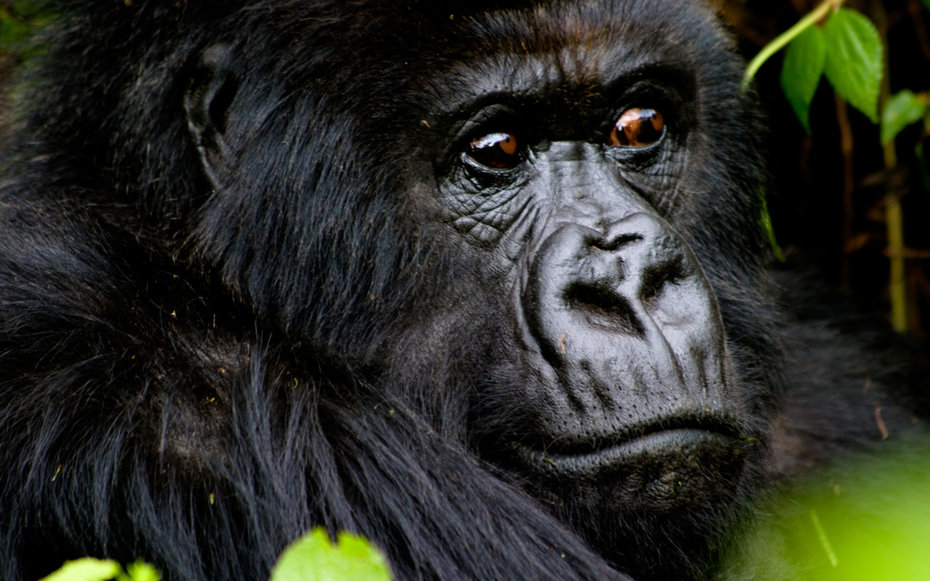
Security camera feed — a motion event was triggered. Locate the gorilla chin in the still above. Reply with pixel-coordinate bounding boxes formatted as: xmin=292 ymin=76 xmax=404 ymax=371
xmin=511 ymin=424 xmax=754 ymax=581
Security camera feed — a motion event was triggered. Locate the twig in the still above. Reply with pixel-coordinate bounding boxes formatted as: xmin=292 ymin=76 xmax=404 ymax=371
xmin=741 ymin=0 xmax=844 ymax=90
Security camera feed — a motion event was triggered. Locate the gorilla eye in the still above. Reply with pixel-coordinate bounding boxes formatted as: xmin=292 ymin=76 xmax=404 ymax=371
xmin=609 ymin=108 xmax=665 ymax=147
xmin=467 ymin=132 xmax=522 ymax=170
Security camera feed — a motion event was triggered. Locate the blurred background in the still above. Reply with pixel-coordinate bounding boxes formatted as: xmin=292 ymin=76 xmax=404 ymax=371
xmin=2 ymin=0 xmax=929 ymax=337
xmin=716 ymin=0 xmax=930 ymax=338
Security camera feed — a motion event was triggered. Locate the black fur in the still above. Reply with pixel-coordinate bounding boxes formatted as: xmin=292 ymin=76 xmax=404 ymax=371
xmin=0 ymin=1 xmax=924 ymax=580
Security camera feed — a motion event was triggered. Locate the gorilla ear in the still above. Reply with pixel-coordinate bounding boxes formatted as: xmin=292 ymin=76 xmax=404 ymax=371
xmin=184 ymin=43 xmax=239 ymax=190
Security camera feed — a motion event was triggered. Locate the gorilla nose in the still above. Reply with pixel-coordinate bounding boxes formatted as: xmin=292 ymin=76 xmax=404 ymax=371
xmin=523 ymin=212 xmax=727 ymax=408
xmin=529 ymin=214 xmax=698 ymax=342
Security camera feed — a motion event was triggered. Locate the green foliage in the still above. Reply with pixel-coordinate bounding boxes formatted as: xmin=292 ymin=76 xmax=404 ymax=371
xmin=745 ymin=2 xmax=887 ymax=128
xmin=743 ymin=0 xmax=930 ymax=334
xmin=119 ymin=562 xmax=160 ymax=581
xmin=777 ymin=7 xmax=883 ymax=128
xmin=722 ymin=444 xmax=930 ymax=580
xmin=271 ymin=528 xmax=393 ymax=581
xmin=40 ymin=560 xmax=121 ymax=581
xmin=40 ymin=559 xmax=160 ymax=581
xmin=881 ymin=90 xmax=929 ymax=146
xmin=758 ymin=189 xmax=785 ymax=261
xmin=820 ymin=8 xmax=883 ymax=123
xmin=0 ymin=0 xmax=51 ymax=56
xmin=768 ymin=3 xmax=930 ymax=142
xmin=781 ymin=25 xmax=826 ymax=133
xmin=38 ymin=529 xmax=392 ymax=581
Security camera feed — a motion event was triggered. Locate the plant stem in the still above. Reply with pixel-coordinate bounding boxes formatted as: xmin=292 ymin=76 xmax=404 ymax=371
xmin=886 ymin=196 xmax=907 ymax=332
xmin=741 ymin=0 xmax=844 ymax=91
xmin=872 ymin=0 xmax=908 ymax=333
xmin=835 ymin=96 xmax=854 ymax=290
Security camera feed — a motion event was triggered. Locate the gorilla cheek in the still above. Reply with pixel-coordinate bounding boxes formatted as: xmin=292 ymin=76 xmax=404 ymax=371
xmin=508 ymin=210 xmax=752 ymax=514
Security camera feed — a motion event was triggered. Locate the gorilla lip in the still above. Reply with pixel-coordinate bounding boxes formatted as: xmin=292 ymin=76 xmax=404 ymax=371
xmin=512 ymin=418 xmax=748 ymax=478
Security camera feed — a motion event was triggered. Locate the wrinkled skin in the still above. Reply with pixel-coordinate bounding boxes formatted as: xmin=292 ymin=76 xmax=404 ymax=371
xmin=0 ymin=1 xmax=921 ymax=580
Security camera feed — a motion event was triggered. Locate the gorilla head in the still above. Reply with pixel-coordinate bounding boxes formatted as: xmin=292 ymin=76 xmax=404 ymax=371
xmin=182 ymin=1 xmax=777 ymax=573
xmin=1 ymin=1 xmax=887 ymax=580
xmin=395 ymin=3 xmax=769 ymax=550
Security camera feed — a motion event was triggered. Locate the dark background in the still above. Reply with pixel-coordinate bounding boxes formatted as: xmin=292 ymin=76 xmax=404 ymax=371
xmin=717 ymin=0 xmax=930 ymax=337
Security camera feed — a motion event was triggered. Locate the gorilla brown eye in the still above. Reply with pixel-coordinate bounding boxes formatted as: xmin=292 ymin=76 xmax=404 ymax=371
xmin=467 ymin=132 xmax=521 ymax=169
xmin=609 ymin=108 xmax=665 ymax=147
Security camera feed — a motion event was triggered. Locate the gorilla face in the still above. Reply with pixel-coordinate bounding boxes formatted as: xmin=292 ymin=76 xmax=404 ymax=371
xmin=365 ymin=1 xmax=771 ymax=557
xmin=433 ymin=96 xmax=749 ymax=496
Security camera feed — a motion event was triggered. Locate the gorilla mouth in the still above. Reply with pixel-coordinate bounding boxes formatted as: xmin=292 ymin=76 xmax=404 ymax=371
xmin=517 ymin=428 xmax=739 ymax=474
xmin=511 ymin=416 xmax=748 ymax=479
xmin=508 ymin=419 xmax=751 ymax=513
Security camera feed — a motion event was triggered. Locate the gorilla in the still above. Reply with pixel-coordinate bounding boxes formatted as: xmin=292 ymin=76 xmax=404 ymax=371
xmin=0 ymin=1 xmax=924 ymax=580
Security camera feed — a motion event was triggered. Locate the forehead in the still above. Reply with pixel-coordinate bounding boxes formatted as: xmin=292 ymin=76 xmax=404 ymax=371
xmin=421 ymin=0 xmax=708 ymax=113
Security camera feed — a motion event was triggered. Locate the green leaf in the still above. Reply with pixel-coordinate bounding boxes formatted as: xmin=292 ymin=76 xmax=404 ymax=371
xmin=0 ymin=2 xmax=52 ymax=50
xmin=781 ymin=25 xmax=826 ymax=133
xmin=118 ymin=561 xmax=161 ymax=581
xmin=822 ymin=8 xmax=883 ymax=122
xmin=921 ymin=0 xmax=930 ymax=13
xmin=40 ymin=559 xmax=122 ymax=581
xmin=758 ymin=189 xmax=785 ymax=262
xmin=881 ymin=90 xmax=928 ymax=145
xmin=271 ymin=528 xmax=393 ymax=581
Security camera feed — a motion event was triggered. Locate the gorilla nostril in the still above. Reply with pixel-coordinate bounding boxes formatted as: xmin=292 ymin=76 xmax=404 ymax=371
xmin=564 ymin=281 xmax=646 ymax=337
xmin=641 ymin=255 xmax=687 ymax=304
